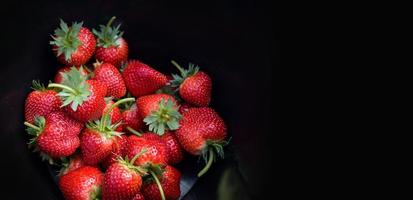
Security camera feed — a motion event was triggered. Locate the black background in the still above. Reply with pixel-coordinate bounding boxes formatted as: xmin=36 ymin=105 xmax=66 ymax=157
xmin=0 ymin=0 xmax=276 ymax=199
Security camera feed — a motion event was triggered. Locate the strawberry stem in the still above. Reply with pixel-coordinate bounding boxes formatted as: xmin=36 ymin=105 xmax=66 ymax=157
xmin=106 ymin=16 xmax=116 ymax=29
xmin=130 ymin=148 xmax=147 ymax=165
xmin=24 ymin=122 xmax=40 ymax=131
xmin=126 ymin=126 xmax=142 ymax=136
xmin=48 ymin=83 xmax=77 ymax=94
xmin=171 ymin=60 xmax=185 ymax=76
xmin=150 ymin=170 xmax=166 ymax=200
xmin=101 ymin=97 xmax=135 ymax=129
xmin=197 ymin=148 xmax=214 ymax=177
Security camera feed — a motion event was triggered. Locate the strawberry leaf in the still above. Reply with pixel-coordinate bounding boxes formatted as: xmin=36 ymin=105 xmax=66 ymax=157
xmin=92 ymin=16 xmax=123 ymax=48
xmin=143 ymin=99 xmax=182 ymax=135
xmin=50 ymin=19 xmax=83 ymax=62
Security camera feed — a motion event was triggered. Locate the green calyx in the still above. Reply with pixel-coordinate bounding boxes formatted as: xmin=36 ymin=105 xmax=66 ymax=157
xmin=143 ymin=98 xmax=182 ymax=135
xmin=31 ymin=80 xmax=47 ymax=91
xmin=169 ymin=60 xmax=200 ymax=88
xmin=118 ymin=149 xmax=148 ymax=175
xmin=90 ymin=185 xmax=102 ymax=200
xmin=93 ymin=16 xmax=123 ymax=48
xmin=197 ymin=140 xmax=230 ymax=177
xmin=50 ymin=19 xmax=83 ymax=62
xmin=48 ymin=66 xmax=90 ymax=111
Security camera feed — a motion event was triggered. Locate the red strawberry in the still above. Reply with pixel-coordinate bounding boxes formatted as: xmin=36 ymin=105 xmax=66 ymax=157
xmin=24 ymin=111 xmax=83 ymax=162
xmin=59 ymin=154 xmax=86 ymax=176
xmin=124 ymin=134 xmax=168 ymax=167
xmin=123 ymin=60 xmax=168 ymax=97
xmin=170 ymin=61 xmax=212 ymax=107
xmin=132 ymin=193 xmax=145 ymax=200
xmin=175 ymin=107 xmax=227 ymax=177
xmin=122 ymin=103 xmax=144 ymax=134
xmin=24 ymin=81 xmax=61 ymax=124
xmin=59 ymin=166 xmax=103 ymax=200
xmin=93 ymin=17 xmax=128 ymax=68
xmin=102 ymin=156 xmax=146 ymax=200
xmin=93 ymin=62 xmax=126 ymax=98
xmin=103 ymin=99 xmax=123 ymax=132
xmin=50 ymin=20 xmax=96 ymax=66
xmin=102 ymin=134 xmax=128 ymax=169
xmin=48 ymin=67 xmax=107 ymax=122
xmin=161 ymin=132 xmax=184 ymax=165
xmin=142 ymin=165 xmax=181 ymax=200
xmin=137 ymin=94 xmax=181 ymax=135
xmin=54 ymin=66 xmax=89 ymax=84
xmin=80 ymin=98 xmax=135 ymax=165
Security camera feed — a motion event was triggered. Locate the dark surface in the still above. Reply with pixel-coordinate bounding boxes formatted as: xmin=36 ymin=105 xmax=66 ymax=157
xmin=0 ymin=0 xmax=275 ymax=199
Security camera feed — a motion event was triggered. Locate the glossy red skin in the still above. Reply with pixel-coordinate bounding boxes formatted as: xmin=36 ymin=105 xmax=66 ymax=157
xmin=123 ymin=60 xmax=168 ymax=97
xmin=161 ymin=132 xmax=184 ymax=164
xmin=59 ymin=166 xmax=103 ymax=200
xmin=178 ymin=103 xmax=193 ymax=114
xmin=179 ymin=71 xmax=211 ymax=107
xmin=142 ymin=166 xmax=181 ymax=200
xmin=132 ymin=193 xmax=145 ymax=200
xmin=24 ymin=89 xmax=61 ymax=123
xmin=103 ymin=100 xmax=123 ymax=132
xmin=54 ymin=66 xmax=89 ymax=84
xmin=103 ymin=162 xmax=142 ymax=200
xmin=80 ymin=128 xmax=114 ymax=165
xmin=93 ymin=63 xmax=126 ymax=98
xmin=60 ymin=154 xmax=86 ymax=176
xmin=175 ymin=108 xmax=227 ymax=155
xmin=36 ymin=111 xmax=83 ymax=158
xmin=102 ymin=135 xmax=128 ymax=169
xmin=54 ymin=27 xmax=96 ymax=66
xmin=136 ymin=94 xmax=177 ymax=118
xmin=122 ymin=103 xmax=144 ymax=133
xmin=65 ymin=80 xmax=106 ymax=122
xmin=125 ymin=134 xmax=168 ymax=166
xmin=95 ymin=38 xmax=128 ymax=68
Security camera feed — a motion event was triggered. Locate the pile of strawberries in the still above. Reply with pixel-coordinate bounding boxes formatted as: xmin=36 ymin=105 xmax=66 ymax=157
xmin=23 ymin=17 xmax=228 ymax=200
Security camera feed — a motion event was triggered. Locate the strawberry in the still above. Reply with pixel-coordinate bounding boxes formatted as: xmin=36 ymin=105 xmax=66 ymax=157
xmin=102 ymin=155 xmax=146 ymax=200
xmin=48 ymin=67 xmax=107 ymax=122
xmin=24 ymin=111 xmax=83 ymax=163
xmin=24 ymin=81 xmax=61 ymax=123
xmin=142 ymin=165 xmax=181 ymax=200
xmin=178 ymin=103 xmax=192 ymax=114
xmin=93 ymin=16 xmax=128 ymax=68
xmin=132 ymin=193 xmax=145 ymax=200
xmin=54 ymin=66 xmax=89 ymax=84
xmin=175 ymin=107 xmax=227 ymax=177
xmin=59 ymin=154 xmax=86 ymax=176
xmin=123 ymin=60 xmax=168 ymax=97
xmin=170 ymin=61 xmax=212 ymax=107
xmin=137 ymin=94 xmax=181 ymax=135
xmin=124 ymin=134 xmax=168 ymax=167
xmin=161 ymin=132 xmax=183 ymax=165
xmin=122 ymin=103 xmax=144 ymax=134
xmin=103 ymin=99 xmax=123 ymax=132
xmin=80 ymin=98 xmax=135 ymax=165
xmin=50 ymin=20 xmax=96 ymax=66
xmin=59 ymin=166 xmax=103 ymax=200
xmin=102 ymin=134 xmax=128 ymax=169
xmin=92 ymin=62 xmax=126 ymax=98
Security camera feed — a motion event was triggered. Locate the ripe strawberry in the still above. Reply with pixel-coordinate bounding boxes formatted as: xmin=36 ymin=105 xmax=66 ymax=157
xmin=175 ymin=107 xmax=227 ymax=177
xmin=122 ymin=103 xmax=144 ymax=134
xmin=24 ymin=81 xmax=61 ymax=123
xmin=103 ymin=99 xmax=123 ymax=132
xmin=142 ymin=165 xmax=181 ymax=200
xmin=93 ymin=17 xmax=128 ymax=68
xmin=59 ymin=154 xmax=86 ymax=176
xmin=132 ymin=193 xmax=145 ymax=200
xmin=124 ymin=134 xmax=168 ymax=167
xmin=170 ymin=61 xmax=212 ymax=107
xmin=102 ymin=134 xmax=128 ymax=169
xmin=24 ymin=111 xmax=83 ymax=162
xmin=59 ymin=166 xmax=103 ymax=200
xmin=123 ymin=60 xmax=168 ymax=97
xmin=103 ymin=156 xmax=146 ymax=200
xmin=80 ymin=98 xmax=135 ymax=165
xmin=50 ymin=20 xmax=96 ymax=66
xmin=137 ymin=94 xmax=181 ymax=135
xmin=54 ymin=66 xmax=89 ymax=84
xmin=48 ymin=67 xmax=107 ymax=122
xmin=92 ymin=62 xmax=126 ymax=98
xmin=161 ymin=132 xmax=184 ymax=165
